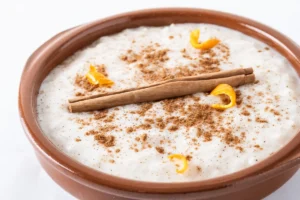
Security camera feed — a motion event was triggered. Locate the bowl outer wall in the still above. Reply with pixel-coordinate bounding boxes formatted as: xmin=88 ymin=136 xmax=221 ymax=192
xmin=19 ymin=8 xmax=300 ymax=194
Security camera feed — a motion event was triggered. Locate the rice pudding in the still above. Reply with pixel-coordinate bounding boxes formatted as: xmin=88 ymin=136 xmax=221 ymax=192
xmin=37 ymin=24 xmax=300 ymax=182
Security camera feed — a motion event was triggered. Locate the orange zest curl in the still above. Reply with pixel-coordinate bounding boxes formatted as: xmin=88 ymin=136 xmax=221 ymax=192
xmin=190 ymin=29 xmax=220 ymax=50
xmin=210 ymin=84 xmax=236 ymax=110
xmin=86 ymin=65 xmax=114 ymax=86
xmin=168 ymin=154 xmax=188 ymax=174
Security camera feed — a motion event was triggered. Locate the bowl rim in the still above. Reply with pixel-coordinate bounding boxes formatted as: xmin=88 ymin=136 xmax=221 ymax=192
xmin=19 ymin=7 xmax=300 ymax=194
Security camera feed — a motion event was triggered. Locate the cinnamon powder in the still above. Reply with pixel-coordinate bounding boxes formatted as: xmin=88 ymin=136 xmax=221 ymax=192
xmin=155 ymin=147 xmax=165 ymax=154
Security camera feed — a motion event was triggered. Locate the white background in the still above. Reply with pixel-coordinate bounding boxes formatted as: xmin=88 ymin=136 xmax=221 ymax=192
xmin=0 ymin=0 xmax=299 ymax=199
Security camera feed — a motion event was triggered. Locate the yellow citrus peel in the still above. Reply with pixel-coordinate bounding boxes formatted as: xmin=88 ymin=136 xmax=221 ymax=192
xmin=85 ymin=65 xmax=114 ymax=86
xmin=168 ymin=154 xmax=188 ymax=174
xmin=210 ymin=84 xmax=236 ymax=110
xmin=190 ymin=29 xmax=220 ymax=50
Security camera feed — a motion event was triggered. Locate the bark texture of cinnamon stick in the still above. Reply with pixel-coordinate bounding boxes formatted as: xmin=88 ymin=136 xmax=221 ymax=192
xmin=69 ymin=68 xmax=253 ymax=103
xmin=68 ymin=68 xmax=255 ymax=113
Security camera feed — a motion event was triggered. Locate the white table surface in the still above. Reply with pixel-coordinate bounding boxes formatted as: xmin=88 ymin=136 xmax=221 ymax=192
xmin=0 ymin=0 xmax=299 ymax=199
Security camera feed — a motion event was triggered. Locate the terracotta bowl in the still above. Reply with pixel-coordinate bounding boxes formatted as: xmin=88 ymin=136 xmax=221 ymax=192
xmin=19 ymin=8 xmax=300 ymax=200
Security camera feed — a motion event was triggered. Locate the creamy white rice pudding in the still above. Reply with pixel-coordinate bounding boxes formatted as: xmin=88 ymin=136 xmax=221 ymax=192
xmin=37 ymin=24 xmax=300 ymax=182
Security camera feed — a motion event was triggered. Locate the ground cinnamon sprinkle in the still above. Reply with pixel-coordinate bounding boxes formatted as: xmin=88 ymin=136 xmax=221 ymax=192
xmin=141 ymin=133 xmax=147 ymax=142
xmin=126 ymin=127 xmax=134 ymax=134
xmin=192 ymin=138 xmax=198 ymax=143
xmin=115 ymin=149 xmax=120 ymax=153
xmin=203 ymin=132 xmax=213 ymax=142
xmin=181 ymin=49 xmax=192 ymax=60
xmin=257 ymin=92 xmax=264 ymax=97
xmin=270 ymin=109 xmax=281 ymax=116
xmin=93 ymin=110 xmax=108 ymax=120
xmin=120 ymin=55 xmax=128 ymax=61
xmin=199 ymin=57 xmax=220 ymax=70
xmin=120 ymin=45 xmax=169 ymax=66
xmin=94 ymin=134 xmax=106 ymax=143
xmin=223 ymin=130 xmax=242 ymax=146
xmin=103 ymin=113 xmax=115 ymax=123
xmin=135 ymin=103 xmax=153 ymax=116
xmin=186 ymin=155 xmax=193 ymax=161
xmin=124 ymin=96 xmax=244 ymax=150
xmin=155 ymin=146 xmax=165 ymax=154
xmin=75 ymin=138 xmax=81 ymax=142
xmin=135 ymin=137 xmax=141 ymax=142
xmin=217 ymin=43 xmax=231 ymax=60
xmin=241 ymin=132 xmax=246 ymax=139
xmin=185 ymin=104 xmax=214 ymax=128
xmin=255 ymin=117 xmax=268 ymax=123
xmin=137 ymin=123 xmax=152 ymax=130
xmin=75 ymin=118 xmax=91 ymax=127
xmin=98 ymin=125 xmax=117 ymax=133
xmin=241 ymin=109 xmax=250 ymax=116
xmin=156 ymin=118 xmax=166 ymax=130
xmin=197 ymin=128 xmax=202 ymax=138
xmin=95 ymin=135 xmax=115 ymax=147
xmin=246 ymin=104 xmax=253 ymax=109
xmin=145 ymin=118 xmax=154 ymax=124
xmin=155 ymin=117 xmax=163 ymax=123
xmin=85 ymin=130 xmax=99 ymax=136
xmin=168 ymin=125 xmax=179 ymax=132
xmin=109 ymin=159 xmax=115 ymax=164
xmin=120 ymin=50 xmax=140 ymax=63
xmin=235 ymin=90 xmax=243 ymax=105
xmin=96 ymin=64 xmax=108 ymax=76
xmin=236 ymin=146 xmax=244 ymax=152
xmin=119 ymin=42 xmax=230 ymax=83
xmin=75 ymin=74 xmax=98 ymax=92
xmin=254 ymin=144 xmax=263 ymax=150
xmin=169 ymin=35 xmax=174 ymax=39
xmin=197 ymin=166 xmax=202 ymax=172
xmin=162 ymin=98 xmax=185 ymax=114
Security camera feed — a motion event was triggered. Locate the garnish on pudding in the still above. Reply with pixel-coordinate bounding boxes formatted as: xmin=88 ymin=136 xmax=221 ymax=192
xmin=168 ymin=154 xmax=189 ymax=174
xmin=190 ymin=29 xmax=220 ymax=50
xmin=68 ymin=68 xmax=254 ymax=112
xmin=210 ymin=84 xmax=237 ymax=110
xmin=86 ymin=65 xmax=114 ymax=86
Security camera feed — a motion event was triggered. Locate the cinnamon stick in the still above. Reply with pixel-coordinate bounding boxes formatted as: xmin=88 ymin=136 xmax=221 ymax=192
xmin=68 ymin=68 xmax=255 ymax=113
xmin=69 ymin=68 xmax=253 ymax=103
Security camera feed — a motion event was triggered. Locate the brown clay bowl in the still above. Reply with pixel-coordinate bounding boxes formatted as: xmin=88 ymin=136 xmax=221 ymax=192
xmin=19 ymin=8 xmax=300 ymax=200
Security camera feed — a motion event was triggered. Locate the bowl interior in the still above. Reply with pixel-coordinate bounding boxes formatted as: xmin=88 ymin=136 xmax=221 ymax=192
xmin=19 ymin=8 xmax=300 ymax=193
